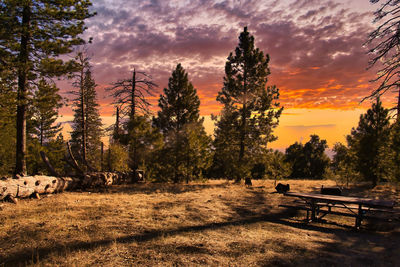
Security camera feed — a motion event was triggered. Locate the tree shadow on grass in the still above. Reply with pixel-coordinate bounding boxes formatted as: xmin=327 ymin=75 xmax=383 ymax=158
xmin=2 ymin=203 xmax=393 ymax=266
xmin=2 ymin=184 xmax=399 ymax=266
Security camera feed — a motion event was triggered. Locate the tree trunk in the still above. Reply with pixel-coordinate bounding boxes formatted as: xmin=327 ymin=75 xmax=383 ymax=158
xmin=131 ymin=69 xmax=136 ymax=118
xmin=66 ymin=142 xmax=84 ymax=174
xmin=82 ymin=172 xmax=129 ymax=188
xmin=130 ymin=70 xmax=139 ymax=171
xmin=80 ymin=64 xmax=87 ymax=165
xmin=0 ymin=172 xmax=130 ymax=202
xmin=0 ymin=176 xmax=80 ymax=201
xmin=236 ymin=103 xmax=247 ymax=183
xmin=40 ymin=151 xmax=60 ymax=177
xmin=14 ymin=4 xmax=31 ymax=177
xmin=113 ymin=106 xmax=120 ymax=141
xmin=174 ymin=130 xmax=180 ymax=183
xmin=101 ymin=142 xmax=104 ymax=172
xmin=107 ymin=147 xmax=112 ymax=171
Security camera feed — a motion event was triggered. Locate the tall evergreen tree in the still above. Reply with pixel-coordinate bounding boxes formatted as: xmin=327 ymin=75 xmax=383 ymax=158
xmin=214 ymin=27 xmax=282 ymax=181
xmin=70 ymin=59 xmax=103 ymax=169
xmin=210 ymin=107 xmax=240 ymax=179
xmin=347 ymin=98 xmax=391 ymax=187
xmin=155 ymin=64 xmax=201 ymax=134
xmin=155 ymin=64 xmax=211 ymax=183
xmin=30 ymin=79 xmax=62 ymax=145
xmin=0 ymin=0 xmax=94 ymax=176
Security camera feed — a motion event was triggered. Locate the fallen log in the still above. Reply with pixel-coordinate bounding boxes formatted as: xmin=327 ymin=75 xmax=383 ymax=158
xmin=0 ymin=175 xmax=80 ymax=200
xmin=0 ymin=172 xmax=132 ymax=202
xmin=82 ymin=172 xmax=131 ymax=188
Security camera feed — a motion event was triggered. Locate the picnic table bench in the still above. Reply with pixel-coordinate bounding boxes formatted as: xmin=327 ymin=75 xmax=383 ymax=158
xmin=280 ymin=192 xmax=397 ymax=229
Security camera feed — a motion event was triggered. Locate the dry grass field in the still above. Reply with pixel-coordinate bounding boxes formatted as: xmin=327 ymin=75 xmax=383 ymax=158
xmin=0 ymin=179 xmax=399 ymax=266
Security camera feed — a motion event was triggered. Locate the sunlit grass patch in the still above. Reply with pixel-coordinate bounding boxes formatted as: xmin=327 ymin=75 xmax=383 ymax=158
xmin=0 ymin=179 xmax=398 ymax=266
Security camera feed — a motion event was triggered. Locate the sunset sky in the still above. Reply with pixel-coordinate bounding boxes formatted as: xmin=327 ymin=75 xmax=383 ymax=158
xmin=59 ymin=0 xmax=393 ymax=150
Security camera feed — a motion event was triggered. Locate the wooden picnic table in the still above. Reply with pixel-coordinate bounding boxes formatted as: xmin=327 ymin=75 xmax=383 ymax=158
xmin=282 ymin=192 xmax=396 ymax=229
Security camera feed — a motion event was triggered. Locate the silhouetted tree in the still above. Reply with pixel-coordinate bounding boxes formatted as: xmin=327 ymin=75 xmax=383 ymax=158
xmin=285 ymin=142 xmax=306 ymax=178
xmin=304 ymin=135 xmax=330 ymax=179
xmin=285 ymin=135 xmax=330 ymax=179
xmin=0 ymin=0 xmax=94 ymax=176
xmin=214 ymin=27 xmax=283 ymax=181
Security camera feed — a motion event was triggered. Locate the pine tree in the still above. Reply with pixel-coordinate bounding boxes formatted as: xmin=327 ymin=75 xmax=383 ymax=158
xmin=155 ymin=64 xmax=210 ymax=183
xmin=214 ymin=27 xmax=283 ymax=181
xmin=155 ymin=64 xmax=201 ymax=134
xmin=70 ymin=58 xmax=103 ymax=170
xmin=30 ymin=79 xmax=62 ymax=145
xmin=0 ymin=0 xmax=94 ymax=175
xmin=209 ymin=107 xmax=240 ymax=179
xmin=347 ymin=98 xmax=391 ymax=187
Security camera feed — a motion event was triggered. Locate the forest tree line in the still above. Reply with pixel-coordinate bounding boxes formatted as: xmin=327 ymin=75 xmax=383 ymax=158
xmin=0 ymin=0 xmax=399 ymax=187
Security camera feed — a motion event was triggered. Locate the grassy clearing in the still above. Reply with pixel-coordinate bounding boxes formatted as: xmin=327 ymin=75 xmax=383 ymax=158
xmin=0 ymin=179 xmax=399 ymax=266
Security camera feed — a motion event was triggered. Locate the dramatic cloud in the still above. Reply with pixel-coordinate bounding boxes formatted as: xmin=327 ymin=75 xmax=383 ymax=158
xmin=61 ymin=0 xmax=381 ymax=116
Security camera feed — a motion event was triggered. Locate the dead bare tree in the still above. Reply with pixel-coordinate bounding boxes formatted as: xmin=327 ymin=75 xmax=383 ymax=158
xmin=107 ymin=69 xmax=157 ymax=120
xmin=107 ymin=69 xmax=158 ymax=170
xmin=365 ymin=0 xmax=400 ymax=120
